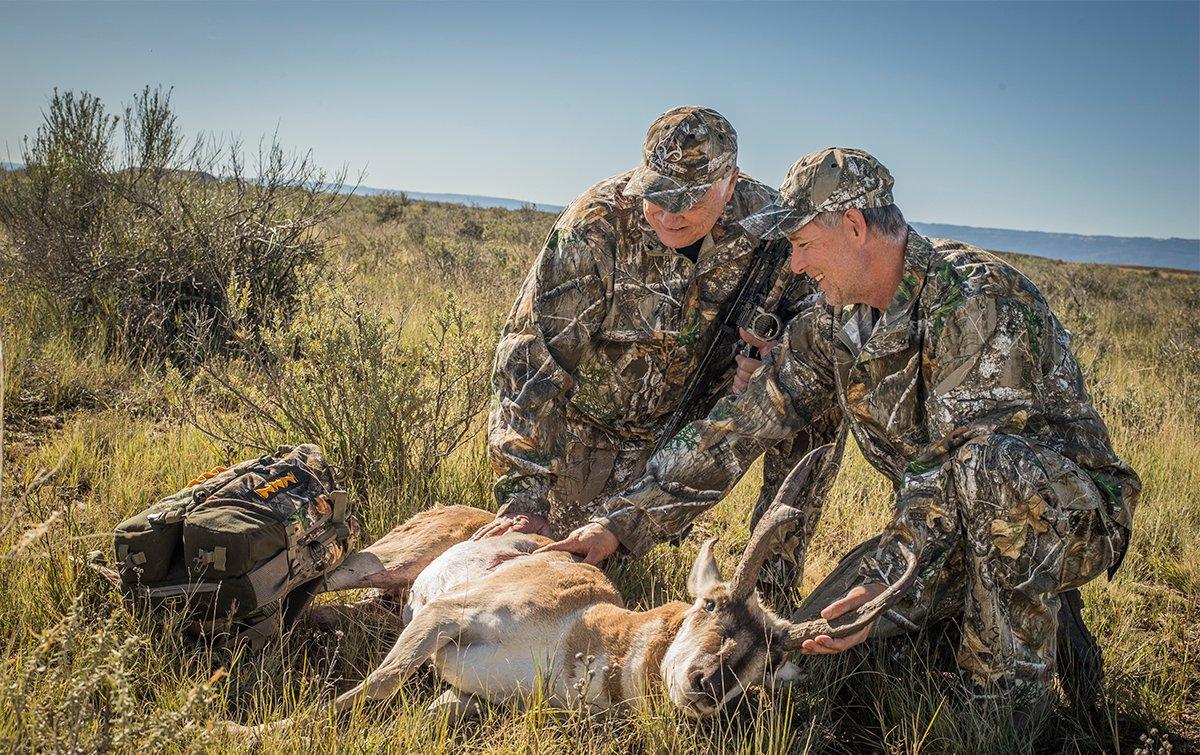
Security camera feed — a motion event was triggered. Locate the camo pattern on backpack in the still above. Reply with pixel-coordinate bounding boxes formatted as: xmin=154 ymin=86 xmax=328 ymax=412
xmin=113 ymin=444 xmax=359 ymax=644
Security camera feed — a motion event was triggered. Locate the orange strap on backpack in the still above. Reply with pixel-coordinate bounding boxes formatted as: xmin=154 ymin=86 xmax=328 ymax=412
xmin=187 ymin=466 xmax=228 ymax=488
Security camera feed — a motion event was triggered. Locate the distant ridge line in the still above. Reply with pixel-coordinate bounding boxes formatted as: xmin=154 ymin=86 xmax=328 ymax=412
xmin=350 ymin=183 xmax=564 ymax=214
xmin=908 ymin=221 xmax=1198 ymax=273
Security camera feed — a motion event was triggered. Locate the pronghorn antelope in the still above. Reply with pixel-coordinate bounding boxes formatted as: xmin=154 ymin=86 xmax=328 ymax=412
xmin=239 ymin=444 xmax=917 ymax=730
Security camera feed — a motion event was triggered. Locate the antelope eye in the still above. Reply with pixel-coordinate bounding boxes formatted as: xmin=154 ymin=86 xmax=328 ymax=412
xmin=703 ymin=599 xmax=716 ymax=612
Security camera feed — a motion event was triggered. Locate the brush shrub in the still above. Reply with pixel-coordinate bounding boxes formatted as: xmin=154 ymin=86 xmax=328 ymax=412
xmin=2 ymin=599 xmax=221 ymax=752
xmin=0 ymin=87 xmax=346 ymax=369
xmin=188 ymin=293 xmax=492 ymax=523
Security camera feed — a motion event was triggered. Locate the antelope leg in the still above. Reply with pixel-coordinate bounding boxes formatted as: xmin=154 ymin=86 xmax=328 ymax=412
xmin=305 ymin=590 xmax=406 ymax=630
xmin=219 ymin=603 xmax=470 ymax=738
xmin=330 ymin=604 xmax=468 ymax=715
xmin=322 ymin=505 xmax=495 ymax=593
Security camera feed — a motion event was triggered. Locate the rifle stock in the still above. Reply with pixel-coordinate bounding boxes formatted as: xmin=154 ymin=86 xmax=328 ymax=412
xmin=652 ymin=240 xmax=792 ymax=455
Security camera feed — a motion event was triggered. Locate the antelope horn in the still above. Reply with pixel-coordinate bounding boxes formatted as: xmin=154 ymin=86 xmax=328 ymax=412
xmin=728 ymin=504 xmax=806 ymax=601
xmin=778 ymin=538 xmax=920 ymax=648
xmin=727 ymin=441 xmax=838 ymax=600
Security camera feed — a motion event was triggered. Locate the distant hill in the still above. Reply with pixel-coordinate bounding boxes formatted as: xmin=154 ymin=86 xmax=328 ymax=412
xmin=909 ymin=221 xmax=1198 ymax=272
xmin=350 ymin=184 xmax=563 ymax=214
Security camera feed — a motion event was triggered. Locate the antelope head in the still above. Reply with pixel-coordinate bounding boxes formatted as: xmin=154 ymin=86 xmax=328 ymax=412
xmin=661 ymin=440 xmax=919 ymax=717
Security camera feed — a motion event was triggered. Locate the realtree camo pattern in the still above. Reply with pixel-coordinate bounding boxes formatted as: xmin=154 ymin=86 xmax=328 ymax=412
xmin=599 ymin=228 xmax=1138 ymax=573
xmin=741 ymin=147 xmax=896 ymax=241
xmin=795 ymin=433 xmax=1118 ymax=697
xmin=598 ymin=229 xmax=1139 ymax=691
xmin=488 ymin=171 xmax=835 ymax=538
xmin=193 ymin=444 xmax=358 ymax=582
xmin=623 ymin=106 xmax=739 ymax=213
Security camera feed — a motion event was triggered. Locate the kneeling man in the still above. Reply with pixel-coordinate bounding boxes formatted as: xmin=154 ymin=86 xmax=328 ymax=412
xmin=484 ymin=107 xmax=843 ymax=601
xmin=545 ymin=147 xmax=1139 ymax=708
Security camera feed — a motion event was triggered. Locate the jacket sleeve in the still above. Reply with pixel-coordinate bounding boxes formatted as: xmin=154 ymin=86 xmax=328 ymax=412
xmin=595 ymin=307 xmax=841 ymax=556
xmin=488 ymin=222 xmax=610 ymax=519
xmin=753 ymin=273 xmax=844 ymax=561
xmin=859 ymin=292 xmax=1046 ymax=585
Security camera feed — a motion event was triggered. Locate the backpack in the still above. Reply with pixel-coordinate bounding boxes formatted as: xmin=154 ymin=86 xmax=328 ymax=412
xmin=112 ymin=443 xmax=359 ymax=645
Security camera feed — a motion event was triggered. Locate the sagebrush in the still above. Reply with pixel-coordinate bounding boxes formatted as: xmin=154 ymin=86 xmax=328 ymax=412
xmin=0 ymin=87 xmax=347 ymax=368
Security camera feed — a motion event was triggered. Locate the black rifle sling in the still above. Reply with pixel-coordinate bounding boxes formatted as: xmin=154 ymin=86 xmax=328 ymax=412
xmin=652 ymin=240 xmax=789 ymax=456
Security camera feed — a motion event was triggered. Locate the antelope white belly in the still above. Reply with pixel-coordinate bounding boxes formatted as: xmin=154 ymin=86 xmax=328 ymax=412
xmin=434 ymin=635 xmax=556 ymax=702
xmin=405 ymin=533 xmax=542 ymax=623
xmin=433 ymin=606 xmax=590 ymax=704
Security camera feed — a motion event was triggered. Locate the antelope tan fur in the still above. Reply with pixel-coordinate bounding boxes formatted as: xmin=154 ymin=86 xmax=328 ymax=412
xmin=233 ymin=443 xmax=917 ymax=733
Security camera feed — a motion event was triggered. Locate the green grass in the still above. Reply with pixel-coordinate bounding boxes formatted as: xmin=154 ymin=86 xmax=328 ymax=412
xmin=1 ymin=195 xmax=1196 ymax=753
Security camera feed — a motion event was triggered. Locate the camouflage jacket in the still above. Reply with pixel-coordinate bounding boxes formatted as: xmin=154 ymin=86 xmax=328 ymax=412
xmin=488 ymin=171 xmax=814 ymax=519
xmin=597 ymin=229 xmax=1140 ymax=566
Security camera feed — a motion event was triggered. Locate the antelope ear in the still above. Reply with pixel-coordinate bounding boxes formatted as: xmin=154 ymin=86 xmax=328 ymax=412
xmin=687 ymin=539 xmax=723 ymax=598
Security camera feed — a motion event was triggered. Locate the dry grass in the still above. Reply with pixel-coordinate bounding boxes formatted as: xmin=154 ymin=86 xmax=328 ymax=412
xmin=0 ymin=194 xmax=1196 ymax=754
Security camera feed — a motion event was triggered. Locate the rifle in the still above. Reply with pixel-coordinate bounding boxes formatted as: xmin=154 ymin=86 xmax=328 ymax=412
xmin=652 ymin=239 xmax=793 ymax=456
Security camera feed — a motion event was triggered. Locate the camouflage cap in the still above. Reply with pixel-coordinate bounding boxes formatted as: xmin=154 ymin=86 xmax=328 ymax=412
xmin=622 ymin=106 xmax=738 ymax=213
xmin=740 ymin=147 xmax=894 ymax=239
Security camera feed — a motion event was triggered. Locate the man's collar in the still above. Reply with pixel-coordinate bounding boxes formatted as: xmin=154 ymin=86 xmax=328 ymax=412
xmin=710 ymin=190 xmax=746 ymax=244
xmin=855 ymin=227 xmax=935 ymax=362
xmin=696 ymin=188 xmax=759 ymax=273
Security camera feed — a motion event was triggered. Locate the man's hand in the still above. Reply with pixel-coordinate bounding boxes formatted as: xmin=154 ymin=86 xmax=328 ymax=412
xmin=535 ymin=522 xmax=620 ymax=565
xmin=470 ymin=513 xmax=552 ymax=541
xmin=733 ymin=327 xmax=779 ymax=395
xmin=799 ymin=581 xmax=885 ymax=655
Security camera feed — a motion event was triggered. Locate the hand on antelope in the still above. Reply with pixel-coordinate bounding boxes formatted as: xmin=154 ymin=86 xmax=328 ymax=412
xmin=536 ymin=521 xmax=620 ymax=565
xmin=470 ymin=512 xmax=552 ymax=541
xmin=799 ymin=581 xmax=886 ymax=655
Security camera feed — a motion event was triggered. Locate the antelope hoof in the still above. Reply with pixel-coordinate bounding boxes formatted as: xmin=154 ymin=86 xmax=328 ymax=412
xmin=426 ymin=688 xmax=486 ymax=723
xmin=218 ymin=718 xmax=283 ymax=744
xmin=305 ymin=605 xmax=351 ymax=630
xmin=306 ymin=600 xmax=404 ymax=631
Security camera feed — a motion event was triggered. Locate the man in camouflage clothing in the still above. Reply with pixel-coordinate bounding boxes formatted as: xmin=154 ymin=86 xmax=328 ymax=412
xmin=478 ymin=107 xmax=842 ymax=596
xmin=543 ymin=147 xmax=1139 ymax=708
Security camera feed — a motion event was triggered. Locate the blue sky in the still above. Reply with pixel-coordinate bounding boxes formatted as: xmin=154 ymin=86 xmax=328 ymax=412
xmin=2 ymin=1 xmax=1197 ymax=239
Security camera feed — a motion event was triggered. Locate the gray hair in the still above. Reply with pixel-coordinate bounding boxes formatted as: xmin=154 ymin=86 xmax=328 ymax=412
xmin=814 ymin=204 xmax=907 ymax=241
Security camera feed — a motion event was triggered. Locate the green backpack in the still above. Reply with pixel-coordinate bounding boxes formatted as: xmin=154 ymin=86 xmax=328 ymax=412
xmin=112 ymin=444 xmax=359 ymax=645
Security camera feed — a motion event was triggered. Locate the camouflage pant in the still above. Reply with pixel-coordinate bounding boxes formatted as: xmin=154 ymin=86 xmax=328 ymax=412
xmin=795 ymin=433 xmax=1123 ymax=698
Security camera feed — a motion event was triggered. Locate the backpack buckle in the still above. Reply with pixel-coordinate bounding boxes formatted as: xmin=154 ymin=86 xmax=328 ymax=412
xmin=330 ymin=490 xmax=350 ymax=537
